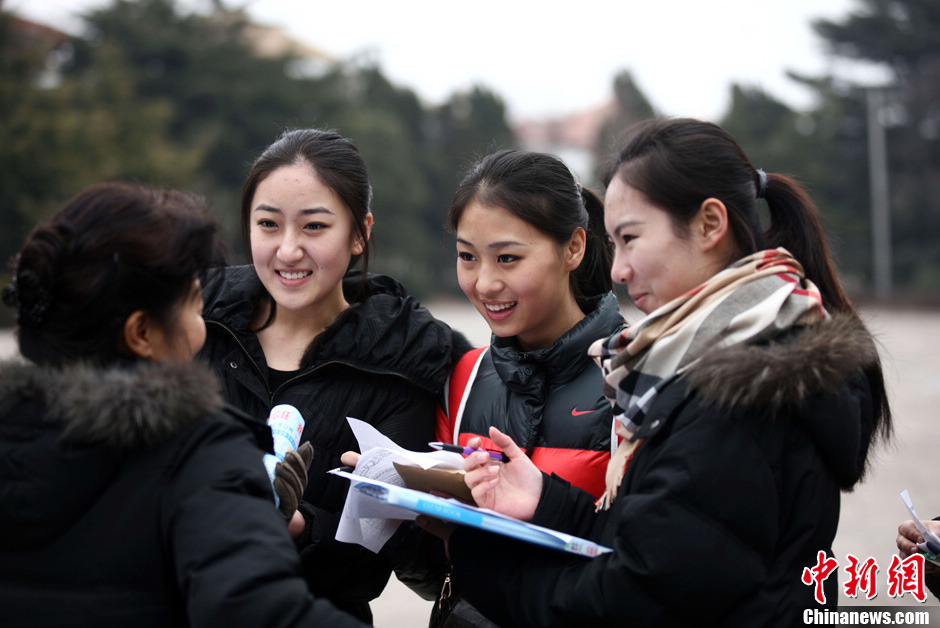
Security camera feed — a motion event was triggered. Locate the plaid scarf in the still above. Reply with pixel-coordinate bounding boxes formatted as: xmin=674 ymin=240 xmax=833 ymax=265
xmin=588 ymin=248 xmax=827 ymax=510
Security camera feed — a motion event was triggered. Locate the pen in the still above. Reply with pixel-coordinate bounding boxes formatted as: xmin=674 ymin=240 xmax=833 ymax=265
xmin=429 ymin=442 xmax=510 ymax=463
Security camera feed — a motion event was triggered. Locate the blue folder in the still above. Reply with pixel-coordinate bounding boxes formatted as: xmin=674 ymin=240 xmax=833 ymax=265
xmin=331 ymin=469 xmax=612 ymax=558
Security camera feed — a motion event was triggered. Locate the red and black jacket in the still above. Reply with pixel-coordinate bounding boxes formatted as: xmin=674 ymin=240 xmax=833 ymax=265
xmin=436 ymin=292 xmax=626 ymax=498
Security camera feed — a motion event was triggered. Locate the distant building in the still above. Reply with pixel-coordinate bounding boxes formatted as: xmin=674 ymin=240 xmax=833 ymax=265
xmin=512 ymin=101 xmax=614 ymax=184
xmin=214 ymin=9 xmax=336 ymax=77
xmin=7 ymin=16 xmax=72 ymax=89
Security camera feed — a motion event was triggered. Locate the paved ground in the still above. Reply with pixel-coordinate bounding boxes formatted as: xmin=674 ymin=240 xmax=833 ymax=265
xmin=3 ymin=304 xmax=938 ymax=625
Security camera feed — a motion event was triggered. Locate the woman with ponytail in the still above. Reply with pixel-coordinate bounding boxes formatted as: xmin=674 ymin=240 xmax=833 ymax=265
xmin=433 ymin=119 xmax=891 ymax=626
xmin=439 ymin=148 xmax=625 ymax=502
xmin=422 ymin=149 xmax=625 ymax=626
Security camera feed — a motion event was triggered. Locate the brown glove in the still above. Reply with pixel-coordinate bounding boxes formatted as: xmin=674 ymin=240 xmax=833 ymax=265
xmin=273 ymin=441 xmax=314 ymax=519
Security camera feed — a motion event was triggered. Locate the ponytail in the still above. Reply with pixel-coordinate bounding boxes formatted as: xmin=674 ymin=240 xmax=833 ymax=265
xmin=762 ymin=173 xmax=892 ymax=447
xmin=762 ymin=174 xmax=853 ymax=316
xmin=573 ymin=185 xmax=613 ymax=298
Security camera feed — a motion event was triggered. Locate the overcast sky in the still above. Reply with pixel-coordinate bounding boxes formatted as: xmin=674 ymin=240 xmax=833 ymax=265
xmin=12 ymin=0 xmax=886 ymax=121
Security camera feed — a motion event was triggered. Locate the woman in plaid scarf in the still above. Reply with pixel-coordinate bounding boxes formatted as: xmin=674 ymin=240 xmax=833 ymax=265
xmin=427 ymin=118 xmax=892 ymax=626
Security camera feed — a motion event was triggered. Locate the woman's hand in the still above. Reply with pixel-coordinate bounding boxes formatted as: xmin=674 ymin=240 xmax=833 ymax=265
xmin=464 ymin=426 xmax=542 ymax=521
xmin=897 ymin=519 xmax=940 ymax=574
xmin=288 ymin=510 xmax=306 ymax=539
xmin=340 ymin=451 xmax=360 ymax=467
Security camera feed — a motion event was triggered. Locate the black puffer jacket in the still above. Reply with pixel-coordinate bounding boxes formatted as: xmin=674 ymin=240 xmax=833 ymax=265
xmin=198 ymin=266 xmax=471 ymax=621
xmin=0 ymin=359 xmax=365 ymax=628
xmin=449 ymin=314 xmax=883 ymax=627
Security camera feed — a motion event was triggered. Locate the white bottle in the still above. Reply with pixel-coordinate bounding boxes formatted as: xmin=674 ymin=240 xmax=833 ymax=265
xmin=263 ymin=404 xmax=305 ymax=508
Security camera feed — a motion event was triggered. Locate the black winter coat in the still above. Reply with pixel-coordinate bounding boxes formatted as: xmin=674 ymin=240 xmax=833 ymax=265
xmin=448 ymin=314 xmax=882 ymax=627
xmin=0 ymin=359 xmax=365 ymax=628
xmin=198 ymin=266 xmax=471 ymax=621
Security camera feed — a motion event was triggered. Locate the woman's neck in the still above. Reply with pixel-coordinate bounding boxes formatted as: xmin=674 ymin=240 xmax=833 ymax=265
xmin=252 ymin=293 xmax=349 ymax=370
xmin=516 ymin=292 xmax=586 ymax=352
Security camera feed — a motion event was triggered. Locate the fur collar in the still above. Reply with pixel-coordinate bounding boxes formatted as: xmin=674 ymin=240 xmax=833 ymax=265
xmin=688 ymin=313 xmax=878 ymax=412
xmin=0 ymin=359 xmax=224 ymax=450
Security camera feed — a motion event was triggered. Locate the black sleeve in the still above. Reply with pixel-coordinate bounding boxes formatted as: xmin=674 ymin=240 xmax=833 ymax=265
xmin=294 ymin=500 xmax=394 ymax=604
xmin=383 ymin=521 xmax=449 ymax=601
xmin=928 ymin=517 xmax=940 ymax=602
xmin=529 ymin=471 xmax=611 ymax=538
xmin=161 ymin=415 xmax=367 ymax=628
xmin=293 ymin=385 xmax=439 ymax=604
xmin=447 ymin=406 xmax=793 ymax=627
xmin=369 ymin=389 xmax=451 ymax=598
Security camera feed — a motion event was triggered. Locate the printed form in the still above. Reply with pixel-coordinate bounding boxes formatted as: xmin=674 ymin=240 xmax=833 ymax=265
xmin=334 ymin=418 xmax=464 ymax=552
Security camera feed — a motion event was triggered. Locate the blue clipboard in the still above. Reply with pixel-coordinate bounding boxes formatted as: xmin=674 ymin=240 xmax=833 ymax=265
xmin=330 ymin=469 xmax=612 ymax=559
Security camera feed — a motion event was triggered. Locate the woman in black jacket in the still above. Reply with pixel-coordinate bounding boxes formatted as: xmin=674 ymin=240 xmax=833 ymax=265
xmin=197 ymin=129 xmax=470 ymax=622
xmin=437 ymin=118 xmax=893 ymax=626
xmin=0 ymin=183 xmax=364 ymax=627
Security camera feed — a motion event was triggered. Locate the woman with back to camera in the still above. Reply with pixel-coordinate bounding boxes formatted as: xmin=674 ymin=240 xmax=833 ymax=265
xmin=197 ymin=128 xmax=470 ymax=622
xmin=0 ymin=182 xmax=366 ymax=627
xmin=435 ymin=118 xmax=892 ymax=626
xmin=427 ymin=148 xmax=625 ymax=624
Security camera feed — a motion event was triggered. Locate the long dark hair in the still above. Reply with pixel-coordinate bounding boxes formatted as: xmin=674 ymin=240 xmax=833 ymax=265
xmin=447 ymin=149 xmax=612 ymax=299
xmin=241 ymin=128 xmax=373 ymax=328
xmin=606 ymin=117 xmax=891 ymax=446
xmin=3 ymin=183 xmax=223 ymax=366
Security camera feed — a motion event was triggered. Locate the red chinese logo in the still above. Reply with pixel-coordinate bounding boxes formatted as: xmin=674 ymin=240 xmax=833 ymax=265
xmin=886 ymin=553 xmax=926 ymax=602
xmin=802 ymin=550 xmax=840 ymax=604
xmin=843 ymin=554 xmax=879 ymax=600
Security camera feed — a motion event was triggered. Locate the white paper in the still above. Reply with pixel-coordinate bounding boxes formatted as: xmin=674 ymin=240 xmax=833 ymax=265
xmin=334 ymin=418 xmax=464 ymax=553
xmin=899 ymin=489 xmax=940 ymax=553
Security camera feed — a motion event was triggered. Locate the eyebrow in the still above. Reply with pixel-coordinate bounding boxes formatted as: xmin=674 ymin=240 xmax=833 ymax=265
xmin=612 ymin=220 xmax=642 ymax=237
xmin=253 ymin=203 xmax=334 ymax=216
xmin=456 ymin=237 xmax=528 ymax=250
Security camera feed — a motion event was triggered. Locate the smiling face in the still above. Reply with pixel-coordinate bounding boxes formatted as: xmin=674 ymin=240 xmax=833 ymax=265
xmin=455 ymin=201 xmax=585 ymax=351
xmin=604 ymin=177 xmax=719 ymax=315
xmin=249 ymin=161 xmax=367 ymax=318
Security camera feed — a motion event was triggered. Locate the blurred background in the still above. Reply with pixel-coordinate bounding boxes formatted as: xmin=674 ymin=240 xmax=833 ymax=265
xmin=2 ymin=0 xmax=940 ymax=623
xmin=3 ymin=0 xmax=940 ymax=310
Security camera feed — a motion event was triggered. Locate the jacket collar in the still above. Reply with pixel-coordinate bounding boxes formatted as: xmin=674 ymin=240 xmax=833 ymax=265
xmin=644 ymin=313 xmax=881 ymax=488
xmin=0 ymin=359 xmax=224 ymax=451
xmin=490 ymin=292 xmax=626 ymax=387
xmin=202 ymin=266 xmax=463 ymax=394
xmin=687 ymin=313 xmax=878 ymax=413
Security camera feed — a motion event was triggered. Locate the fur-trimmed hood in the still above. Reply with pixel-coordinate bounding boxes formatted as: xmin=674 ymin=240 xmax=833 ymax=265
xmin=0 ymin=359 xmax=224 ymax=450
xmin=0 ymin=359 xmax=226 ymax=549
xmin=688 ymin=313 xmax=881 ymax=486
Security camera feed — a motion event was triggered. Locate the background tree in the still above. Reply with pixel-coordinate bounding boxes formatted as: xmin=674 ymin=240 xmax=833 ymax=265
xmin=1 ymin=7 xmax=198 ymax=324
xmin=812 ymin=0 xmax=940 ymax=294
xmin=424 ymin=86 xmax=517 ymax=291
xmin=719 ymin=82 xmax=879 ymax=292
xmin=592 ymin=70 xmax=656 ymax=184
xmin=2 ymin=0 xmax=515 ymax=300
